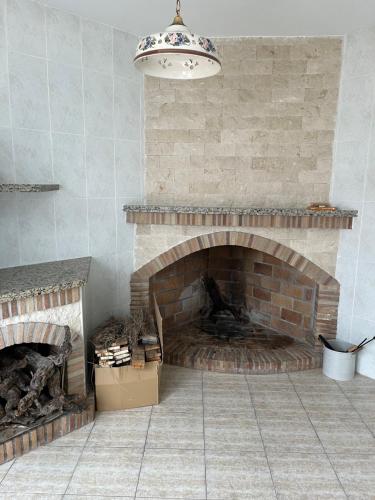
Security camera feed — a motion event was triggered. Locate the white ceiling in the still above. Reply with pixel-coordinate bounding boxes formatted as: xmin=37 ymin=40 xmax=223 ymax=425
xmin=43 ymin=0 xmax=375 ymax=37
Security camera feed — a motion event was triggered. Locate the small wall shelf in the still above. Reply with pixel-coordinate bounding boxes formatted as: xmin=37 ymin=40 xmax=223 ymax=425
xmin=0 ymin=184 xmax=60 ymax=192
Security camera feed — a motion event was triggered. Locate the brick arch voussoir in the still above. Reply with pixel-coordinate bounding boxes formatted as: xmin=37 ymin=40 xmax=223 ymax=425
xmin=131 ymin=231 xmax=338 ymax=288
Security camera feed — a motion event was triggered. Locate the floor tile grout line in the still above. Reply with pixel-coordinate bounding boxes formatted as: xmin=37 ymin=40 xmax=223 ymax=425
xmin=201 ymin=370 xmax=208 ymax=500
xmin=245 ymin=376 xmax=279 ymax=499
xmin=62 ymin=419 xmax=97 ymax=496
xmin=287 ymin=374 xmax=349 ymax=499
xmin=134 ymin=403 xmax=153 ymax=499
xmin=0 ymin=455 xmax=17 ymax=486
xmin=334 ymin=380 xmax=375 ymax=438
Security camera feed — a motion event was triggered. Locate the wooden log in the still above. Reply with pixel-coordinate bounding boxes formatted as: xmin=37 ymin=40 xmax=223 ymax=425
xmin=131 ymin=345 xmax=145 ymax=369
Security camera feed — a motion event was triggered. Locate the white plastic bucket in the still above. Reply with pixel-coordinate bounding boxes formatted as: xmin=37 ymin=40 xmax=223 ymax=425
xmin=322 ymin=339 xmax=357 ymax=381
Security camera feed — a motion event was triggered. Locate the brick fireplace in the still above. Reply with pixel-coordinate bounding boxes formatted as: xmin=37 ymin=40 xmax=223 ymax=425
xmin=129 ymin=229 xmax=343 ymax=373
xmin=0 ymin=258 xmax=94 ymax=463
xmin=125 ymin=35 xmax=357 ymax=374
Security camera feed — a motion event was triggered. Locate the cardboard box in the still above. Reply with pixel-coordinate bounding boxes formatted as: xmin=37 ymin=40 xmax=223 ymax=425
xmin=94 ymin=296 xmax=163 ymax=411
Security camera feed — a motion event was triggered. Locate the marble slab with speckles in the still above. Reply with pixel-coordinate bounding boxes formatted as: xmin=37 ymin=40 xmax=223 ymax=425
xmin=123 ymin=204 xmax=358 ymax=218
xmin=0 ymin=184 xmax=60 ymax=192
xmin=0 ymin=257 xmax=91 ymax=303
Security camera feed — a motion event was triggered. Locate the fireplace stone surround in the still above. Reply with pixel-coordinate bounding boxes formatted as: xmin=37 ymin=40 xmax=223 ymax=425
xmin=125 ymin=205 xmax=357 ymax=373
xmin=0 ymin=257 xmax=93 ymax=464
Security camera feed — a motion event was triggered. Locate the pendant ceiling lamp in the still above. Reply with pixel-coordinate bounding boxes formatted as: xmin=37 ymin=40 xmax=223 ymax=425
xmin=134 ymin=0 xmax=221 ymax=80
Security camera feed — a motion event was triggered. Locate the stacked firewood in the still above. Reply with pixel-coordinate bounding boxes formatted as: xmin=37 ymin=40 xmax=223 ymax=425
xmin=92 ymin=310 xmax=162 ymax=369
xmin=95 ymin=337 xmax=131 ymax=367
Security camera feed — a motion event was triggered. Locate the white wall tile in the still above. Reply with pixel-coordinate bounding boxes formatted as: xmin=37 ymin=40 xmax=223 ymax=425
xmin=115 ymin=139 xmax=141 ymax=198
xmin=17 ymin=194 xmax=57 ymax=264
xmin=86 ymin=253 xmax=117 ymax=330
xmin=9 ymin=51 xmax=49 ymax=130
xmin=115 ymin=251 xmax=134 ymax=315
xmin=84 ymin=69 xmax=114 ymax=137
xmin=13 ymin=128 xmax=52 ymax=183
xmin=116 ymin=197 xmax=136 ymax=249
xmin=0 ymin=196 xmax=19 ymax=267
xmin=114 ymin=77 xmax=140 ymax=140
xmin=88 ymin=198 xmax=116 ymax=257
xmin=7 ymin=0 xmax=46 ymax=57
xmin=331 ymin=141 xmax=367 ymax=203
xmin=365 ymin=121 xmax=375 ymax=202
xmin=86 ymin=136 xmax=115 ymax=197
xmin=82 ymin=20 xmax=112 ymax=73
xmin=336 ymin=76 xmax=373 ymax=144
xmin=1 ymin=0 xmax=143 ymax=330
xmin=46 ymin=7 xmax=81 ymax=66
xmin=0 ymin=127 xmax=14 ymax=182
xmin=0 ymin=0 xmax=6 ymax=48
xmin=55 ymin=196 xmax=89 ymax=259
xmin=0 ymin=48 xmax=10 ymax=127
xmin=113 ymin=30 xmax=139 ymax=82
xmin=358 ymin=202 xmax=375 ymax=263
xmin=353 ymin=262 xmax=375 ymax=322
xmin=48 ymin=62 xmax=83 ymax=134
xmin=342 ymin=27 xmax=375 ymax=80
xmin=332 ymin=28 xmax=375 ymax=378
xmin=52 ymin=133 xmax=86 ymax=197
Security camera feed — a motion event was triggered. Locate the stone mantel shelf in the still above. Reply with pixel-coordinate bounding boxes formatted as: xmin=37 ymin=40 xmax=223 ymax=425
xmin=0 ymin=257 xmax=91 ymax=304
xmin=0 ymin=184 xmax=60 ymax=192
xmin=123 ymin=205 xmax=357 ymax=230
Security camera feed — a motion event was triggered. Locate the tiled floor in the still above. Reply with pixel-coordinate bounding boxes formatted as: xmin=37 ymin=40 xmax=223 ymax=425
xmin=0 ymin=366 xmax=375 ymax=499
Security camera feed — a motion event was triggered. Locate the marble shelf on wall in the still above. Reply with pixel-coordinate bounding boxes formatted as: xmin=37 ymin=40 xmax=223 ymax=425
xmin=0 ymin=184 xmax=60 ymax=193
xmin=123 ymin=205 xmax=358 ymax=230
xmin=0 ymin=257 xmax=91 ymax=304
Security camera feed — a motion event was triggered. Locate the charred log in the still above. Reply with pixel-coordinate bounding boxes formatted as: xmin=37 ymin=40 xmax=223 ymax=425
xmin=0 ymin=326 xmax=82 ymax=429
xmin=201 ymin=276 xmax=249 ymax=323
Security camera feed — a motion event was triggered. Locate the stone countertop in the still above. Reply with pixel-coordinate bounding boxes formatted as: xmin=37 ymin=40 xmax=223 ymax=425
xmin=0 ymin=184 xmax=60 ymax=192
xmin=123 ymin=204 xmax=358 ymax=218
xmin=0 ymin=257 xmax=91 ymax=304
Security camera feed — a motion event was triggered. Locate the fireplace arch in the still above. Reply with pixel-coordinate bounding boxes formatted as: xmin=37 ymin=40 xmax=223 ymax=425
xmin=0 ymin=322 xmax=85 ymax=395
xmin=131 ymin=231 xmax=340 ymax=348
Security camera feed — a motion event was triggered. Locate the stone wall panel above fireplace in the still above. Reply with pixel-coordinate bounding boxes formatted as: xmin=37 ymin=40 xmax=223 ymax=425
xmin=144 ymin=37 xmax=342 ymax=207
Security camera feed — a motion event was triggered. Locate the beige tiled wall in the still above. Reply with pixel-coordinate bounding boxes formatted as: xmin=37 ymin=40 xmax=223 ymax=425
xmin=144 ymin=37 xmax=342 ymax=207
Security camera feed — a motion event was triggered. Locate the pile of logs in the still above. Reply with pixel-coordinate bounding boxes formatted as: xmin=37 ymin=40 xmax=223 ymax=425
xmin=92 ymin=311 xmax=162 ymax=370
xmin=95 ymin=338 xmax=130 ymax=367
xmin=0 ymin=326 xmax=80 ymax=428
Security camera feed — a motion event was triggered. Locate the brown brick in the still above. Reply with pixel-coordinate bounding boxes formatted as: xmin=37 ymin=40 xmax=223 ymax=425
xmin=260 ymin=276 xmax=281 ymax=292
xmin=304 ymin=316 xmax=312 ymax=329
xmin=305 ymin=289 xmax=313 ymax=301
xmin=271 ymin=318 xmax=304 ymax=338
xmin=262 ymin=254 xmax=281 ymax=265
xmin=293 ymin=299 xmax=313 ymax=316
xmin=273 ymin=267 xmax=294 ymax=281
xmin=254 ymin=262 xmax=272 ymax=276
xmin=209 ymin=269 xmax=233 ymax=281
xmin=259 ymin=302 xmax=280 ymax=317
xmin=253 ymin=287 xmax=271 ymax=302
xmin=281 ymin=308 xmax=302 ymax=325
xmin=271 ymin=293 xmax=293 ymax=309
xmin=156 ymin=288 xmax=183 ymax=305
xmin=152 ymin=275 xmax=184 ymax=292
xmin=296 ymin=274 xmax=315 ymax=287
xmin=281 ymin=283 xmax=304 ymax=300
xmin=163 ymin=301 xmax=183 ymax=317
xmin=184 ymin=269 xmax=203 ymax=285
xmin=244 ymin=272 xmax=262 ymax=286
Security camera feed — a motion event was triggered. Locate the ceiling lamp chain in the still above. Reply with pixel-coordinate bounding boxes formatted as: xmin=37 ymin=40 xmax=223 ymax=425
xmin=134 ymin=0 xmax=221 ymax=80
